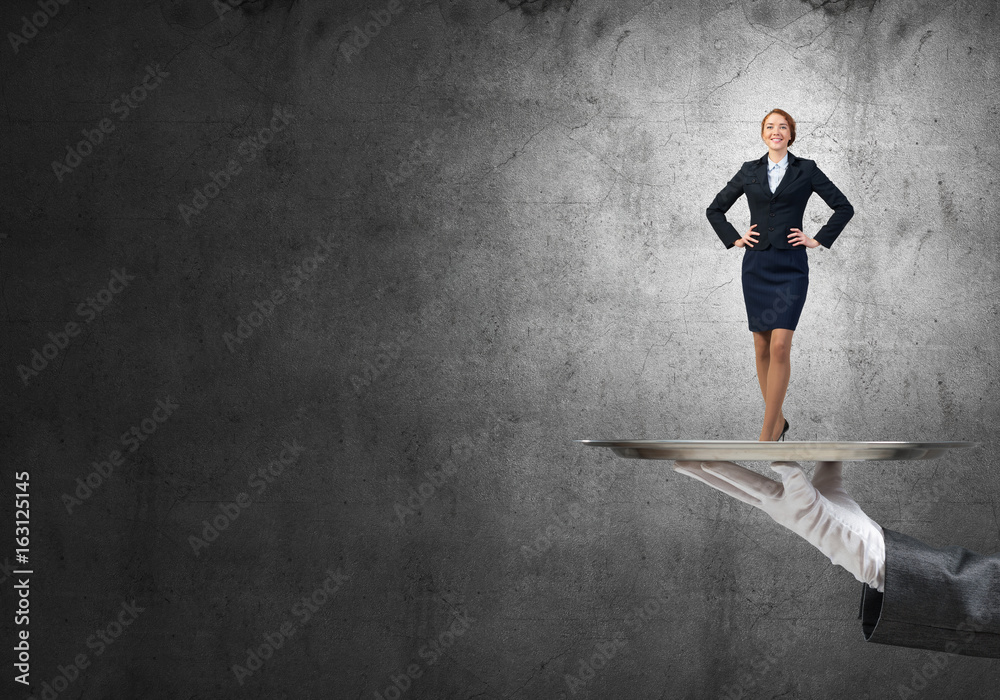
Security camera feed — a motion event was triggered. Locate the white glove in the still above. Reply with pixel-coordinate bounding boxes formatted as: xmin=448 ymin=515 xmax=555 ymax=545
xmin=674 ymin=460 xmax=885 ymax=591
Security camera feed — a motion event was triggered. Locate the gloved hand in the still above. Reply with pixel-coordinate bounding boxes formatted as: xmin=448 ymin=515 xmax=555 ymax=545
xmin=673 ymin=460 xmax=885 ymax=591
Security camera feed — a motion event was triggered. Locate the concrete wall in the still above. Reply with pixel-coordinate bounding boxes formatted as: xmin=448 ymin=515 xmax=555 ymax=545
xmin=4 ymin=0 xmax=999 ymax=697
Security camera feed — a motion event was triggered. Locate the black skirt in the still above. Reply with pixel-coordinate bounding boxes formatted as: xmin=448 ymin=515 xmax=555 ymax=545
xmin=741 ymin=248 xmax=808 ymax=332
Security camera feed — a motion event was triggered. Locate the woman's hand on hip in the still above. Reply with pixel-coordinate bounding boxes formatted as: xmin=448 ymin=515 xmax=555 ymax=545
xmin=787 ymin=228 xmax=820 ymax=248
xmin=735 ymin=223 xmax=758 ymax=248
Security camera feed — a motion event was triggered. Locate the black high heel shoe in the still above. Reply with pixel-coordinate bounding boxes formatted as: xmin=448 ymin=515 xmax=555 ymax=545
xmin=779 ymin=419 xmax=789 ymax=441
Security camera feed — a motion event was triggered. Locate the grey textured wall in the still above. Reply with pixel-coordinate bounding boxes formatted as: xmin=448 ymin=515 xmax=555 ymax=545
xmin=4 ymin=0 xmax=1000 ymax=697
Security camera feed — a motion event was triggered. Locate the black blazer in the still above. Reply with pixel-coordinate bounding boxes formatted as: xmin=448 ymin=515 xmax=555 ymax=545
xmin=706 ymin=152 xmax=854 ymax=250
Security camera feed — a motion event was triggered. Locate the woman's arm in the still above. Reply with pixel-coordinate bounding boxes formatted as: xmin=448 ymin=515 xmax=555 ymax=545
xmin=706 ymin=169 xmax=747 ymax=249
xmin=810 ymin=166 xmax=854 ymax=248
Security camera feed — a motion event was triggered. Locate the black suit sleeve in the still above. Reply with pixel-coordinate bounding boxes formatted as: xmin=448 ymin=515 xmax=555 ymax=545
xmin=706 ymin=168 xmax=746 ymax=249
xmin=810 ymin=166 xmax=854 ymax=249
xmin=859 ymin=528 xmax=1000 ymax=658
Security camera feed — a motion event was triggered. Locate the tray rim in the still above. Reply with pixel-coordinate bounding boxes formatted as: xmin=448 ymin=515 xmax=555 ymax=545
xmin=576 ymin=440 xmax=979 ymax=448
xmin=574 ymin=440 xmax=980 ymax=461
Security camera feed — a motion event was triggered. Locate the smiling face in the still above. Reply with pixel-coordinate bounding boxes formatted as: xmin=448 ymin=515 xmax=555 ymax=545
xmin=762 ymin=113 xmax=791 ymax=152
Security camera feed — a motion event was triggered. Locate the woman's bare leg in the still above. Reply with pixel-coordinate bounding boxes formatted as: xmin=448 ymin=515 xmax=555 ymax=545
xmin=752 ymin=330 xmax=772 ymax=401
xmin=759 ymin=328 xmax=793 ymax=441
xmin=752 ymin=331 xmax=785 ymax=438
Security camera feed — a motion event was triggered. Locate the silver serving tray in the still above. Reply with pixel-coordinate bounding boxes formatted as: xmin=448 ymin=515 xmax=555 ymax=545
xmin=576 ymin=440 xmax=978 ymax=462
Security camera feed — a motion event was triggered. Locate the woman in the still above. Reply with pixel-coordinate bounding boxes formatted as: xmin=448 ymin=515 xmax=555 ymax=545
xmin=706 ymin=109 xmax=854 ymax=441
